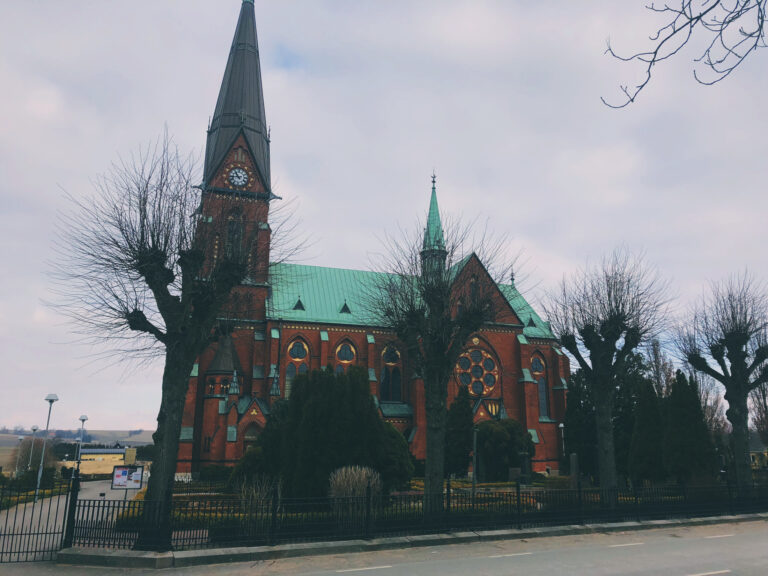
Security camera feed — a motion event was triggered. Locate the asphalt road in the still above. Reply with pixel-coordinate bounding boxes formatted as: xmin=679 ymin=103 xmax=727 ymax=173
xmin=3 ymin=518 xmax=766 ymax=575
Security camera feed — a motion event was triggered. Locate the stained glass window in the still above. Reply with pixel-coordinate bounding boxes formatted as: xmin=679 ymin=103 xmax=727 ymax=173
xmin=380 ymin=345 xmax=403 ymax=402
xmin=454 ymin=348 xmax=500 ymax=397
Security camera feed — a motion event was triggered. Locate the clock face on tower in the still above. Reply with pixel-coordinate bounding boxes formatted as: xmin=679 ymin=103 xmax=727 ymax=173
xmin=228 ymin=167 xmax=249 ymax=187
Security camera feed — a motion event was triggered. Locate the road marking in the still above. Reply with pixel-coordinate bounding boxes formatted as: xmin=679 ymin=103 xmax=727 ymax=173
xmin=704 ymin=534 xmax=734 ymax=539
xmin=337 ymin=567 xmax=392 ymax=573
xmin=608 ymin=542 xmax=644 ymax=548
xmin=488 ymin=552 xmax=533 ymax=558
xmin=686 ymin=571 xmax=731 ymax=576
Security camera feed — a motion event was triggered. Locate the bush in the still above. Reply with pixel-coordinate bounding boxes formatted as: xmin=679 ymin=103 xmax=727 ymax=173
xmin=247 ymin=366 xmax=413 ymax=497
xmin=329 ymin=466 xmax=382 ymax=524
xmin=329 ymin=466 xmax=382 ymax=499
xmin=476 ymin=419 xmax=535 ymax=482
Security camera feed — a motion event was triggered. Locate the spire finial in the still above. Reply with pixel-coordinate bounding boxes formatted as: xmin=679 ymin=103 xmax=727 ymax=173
xmin=431 ymin=171 xmax=436 ymax=191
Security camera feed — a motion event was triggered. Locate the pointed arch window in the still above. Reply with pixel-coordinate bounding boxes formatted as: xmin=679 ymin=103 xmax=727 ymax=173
xmin=285 ymin=339 xmax=309 ymax=398
xmin=532 ymin=355 xmax=549 ymax=419
xmin=335 ymin=341 xmax=356 ymax=374
xmin=380 ymin=345 xmax=402 ymax=402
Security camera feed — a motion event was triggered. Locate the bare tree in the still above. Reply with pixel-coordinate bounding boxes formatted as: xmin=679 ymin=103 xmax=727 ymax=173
xmin=367 ymin=190 xmax=514 ymax=514
xmin=604 ymin=1 xmax=767 ymax=107
xmin=545 ymin=248 xmax=668 ymax=490
xmin=648 ymin=339 xmax=675 ymax=397
xmin=51 ymin=133 xmax=301 ymax=549
xmin=677 ymin=272 xmax=768 ymax=489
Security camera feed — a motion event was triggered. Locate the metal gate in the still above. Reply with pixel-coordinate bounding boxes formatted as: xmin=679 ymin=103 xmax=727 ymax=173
xmin=0 ymin=480 xmax=72 ymax=562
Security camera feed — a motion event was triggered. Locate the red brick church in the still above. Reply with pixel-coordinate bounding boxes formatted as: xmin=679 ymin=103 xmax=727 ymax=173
xmin=177 ymin=0 xmax=568 ymax=477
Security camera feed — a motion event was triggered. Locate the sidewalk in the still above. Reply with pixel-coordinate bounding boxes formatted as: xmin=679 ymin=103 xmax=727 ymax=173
xmin=56 ymin=511 xmax=768 ymax=569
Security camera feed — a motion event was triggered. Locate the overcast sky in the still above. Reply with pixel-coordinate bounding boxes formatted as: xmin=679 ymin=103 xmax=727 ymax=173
xmin=1 ymin=1 xmax=765 ymax=431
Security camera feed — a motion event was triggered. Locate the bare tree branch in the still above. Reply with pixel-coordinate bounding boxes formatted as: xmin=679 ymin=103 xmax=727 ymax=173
xmin=604 ymin=1 xmax=767 ymax=107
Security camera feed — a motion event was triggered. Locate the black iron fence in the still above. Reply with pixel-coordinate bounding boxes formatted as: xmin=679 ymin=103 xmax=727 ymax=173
xmin=0 ymin=480 xmax=72 ymax=562
xmin=68 ymin=482 xmax=768 ymax=552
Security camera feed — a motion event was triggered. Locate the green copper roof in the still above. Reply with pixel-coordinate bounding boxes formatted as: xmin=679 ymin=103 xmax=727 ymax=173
xmin=268 ymin=263 xmax=384 ymax=326
xmin=268 ymin=262 xmax=556 ymax=339
xmin=498 ymin=284 xmax=556 ymax=339
xmin=422 ymin=176 xmax=445 ymax=252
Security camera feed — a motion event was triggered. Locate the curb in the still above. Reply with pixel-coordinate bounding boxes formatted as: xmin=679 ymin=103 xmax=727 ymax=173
xmin=56 ymin=512 xmax=768 ymax=569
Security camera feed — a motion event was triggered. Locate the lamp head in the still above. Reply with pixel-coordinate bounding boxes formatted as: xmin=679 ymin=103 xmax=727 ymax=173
xmin=45 ymin=394 xmax=59 ymax=404
xmin=32 ymin=425 xmax=39 ymax=432
xmin=558 ymin=423 xmax=565 ymax=430
xmin=79 ymin=415 xmax=88 ymax=424
xmin=18 ymin=436 xmax=24 ymax=441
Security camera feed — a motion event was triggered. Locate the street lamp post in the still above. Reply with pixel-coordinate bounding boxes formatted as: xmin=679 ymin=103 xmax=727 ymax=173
xmin=14 ymin=436 xmax=23 ymax=478
xmin=27 ymin=425 xmax=39 ymax=471
xmin=34 ymin=394 xmax=58 ymax=503
xmin=76 ymin=415 xmax=88 ymax=473
xmin=558 ymin=423 xmax=565 ymax=457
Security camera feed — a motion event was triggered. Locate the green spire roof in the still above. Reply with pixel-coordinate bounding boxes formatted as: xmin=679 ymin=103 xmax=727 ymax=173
xmin=422 ymin=174 xmax=445 ymax=252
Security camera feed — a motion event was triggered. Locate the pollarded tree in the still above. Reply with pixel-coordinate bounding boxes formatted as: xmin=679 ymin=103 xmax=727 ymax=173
xmin=51 ymin=135 xmax=300 ymax=549
xmin=605 ymin=1 xmax=768 ymax=107
xmin=545 ymin=248 xmax=668 ymax=490
xmin=677 ymin=273 xmax=768 ymax=489
xmin=367 ymin=179 xmax=512 ymax=513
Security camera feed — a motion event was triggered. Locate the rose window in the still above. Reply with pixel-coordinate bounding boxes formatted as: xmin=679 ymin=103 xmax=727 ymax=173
xmin=455 ymin=348 xmax=499 ymax=397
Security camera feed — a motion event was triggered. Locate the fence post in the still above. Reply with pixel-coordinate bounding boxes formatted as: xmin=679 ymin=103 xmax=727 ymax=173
xmin=445 ymin=477 xmax=451 ymax=516
xmin=577 ymin=480 xmax=583 ymax=525
xmin=516 ymin=482 xmax=522 ymax=530
xmin=364 ymin=481 xmax=372 ymax=539
xmin=268 ymin=483 xmax=279 ymax=546
xmin=726 ymin=477 xmax=734 ymax=516
xmin=633 ymin=485 xmax=640 ymax=523
xmin=62 ymin=469 xmax=80 ymax=549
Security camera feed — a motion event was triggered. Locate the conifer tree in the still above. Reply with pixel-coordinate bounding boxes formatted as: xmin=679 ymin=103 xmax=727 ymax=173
xmin=629 ymin=381 xmax=665 ymax=485
xmin=445 ymin=385 xmax=474 ymax=478
xmin=664 ymin=371 xmax=717 ymax=484
xmin=563 ymin=369 xmax=598 ymax=480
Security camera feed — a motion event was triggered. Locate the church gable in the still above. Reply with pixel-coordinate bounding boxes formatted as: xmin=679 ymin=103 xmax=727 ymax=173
xmin=207 ymin=133 xmax=268 ymax=196
xmin=452 ymin=253 xmax=522 ymax=326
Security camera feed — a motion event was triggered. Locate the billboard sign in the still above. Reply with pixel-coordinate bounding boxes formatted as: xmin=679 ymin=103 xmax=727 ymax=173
xmin=111 ymin=465 xmax=144 ymax=490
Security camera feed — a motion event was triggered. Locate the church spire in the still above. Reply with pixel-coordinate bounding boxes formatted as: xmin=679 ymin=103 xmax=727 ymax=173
xmin=422 ymin=172 xmax=446 ymax=252
xmin=204 ymin=0 xmax=270 ymax=190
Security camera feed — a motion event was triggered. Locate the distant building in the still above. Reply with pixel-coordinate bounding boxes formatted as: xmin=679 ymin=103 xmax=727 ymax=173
xmin=177 ymin=1 xmax=567 ymax=477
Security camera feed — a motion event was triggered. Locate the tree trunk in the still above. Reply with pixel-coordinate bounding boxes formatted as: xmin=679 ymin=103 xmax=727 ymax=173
xmin=725 ymin=388 xmax=751 ymax=491
xmin=423 ymin=374 xmax=447 ymax=517
xmin=595 ymin=397 xmax=617 ymax=491
xmin=135 ymin=345 xmax=193 ymax=551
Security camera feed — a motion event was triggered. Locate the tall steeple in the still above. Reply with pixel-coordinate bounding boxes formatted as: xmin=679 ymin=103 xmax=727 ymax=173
xmin=422 ymin=173 xmax=446 ymax=252
xmin=204 ymin=0 xmax=270 ymax=191
xmin=421 ymin=173 xmax=447 ymax=274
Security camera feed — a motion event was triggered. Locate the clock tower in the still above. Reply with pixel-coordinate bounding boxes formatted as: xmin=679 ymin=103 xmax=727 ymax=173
xmin=201 ymin=0 xmax=272 ymax=285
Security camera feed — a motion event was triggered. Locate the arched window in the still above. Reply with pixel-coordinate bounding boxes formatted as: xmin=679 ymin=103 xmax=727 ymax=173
xmin=226 ymin=211 xmax=243 ymax=260
xmin=285 ymin=339 xmax=309 ymax=398
xmin=335 ymin=341 xmax=356 ymax=374
xmin=243 ymin=423 xmax=260 ymax=452
xmin=455 ymin=347 xmax=499 ymax=397
xmin=380 ymin=345 xmax=402 ymax=402
xmin=532 ymin=355 xmax=549 ymax=418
